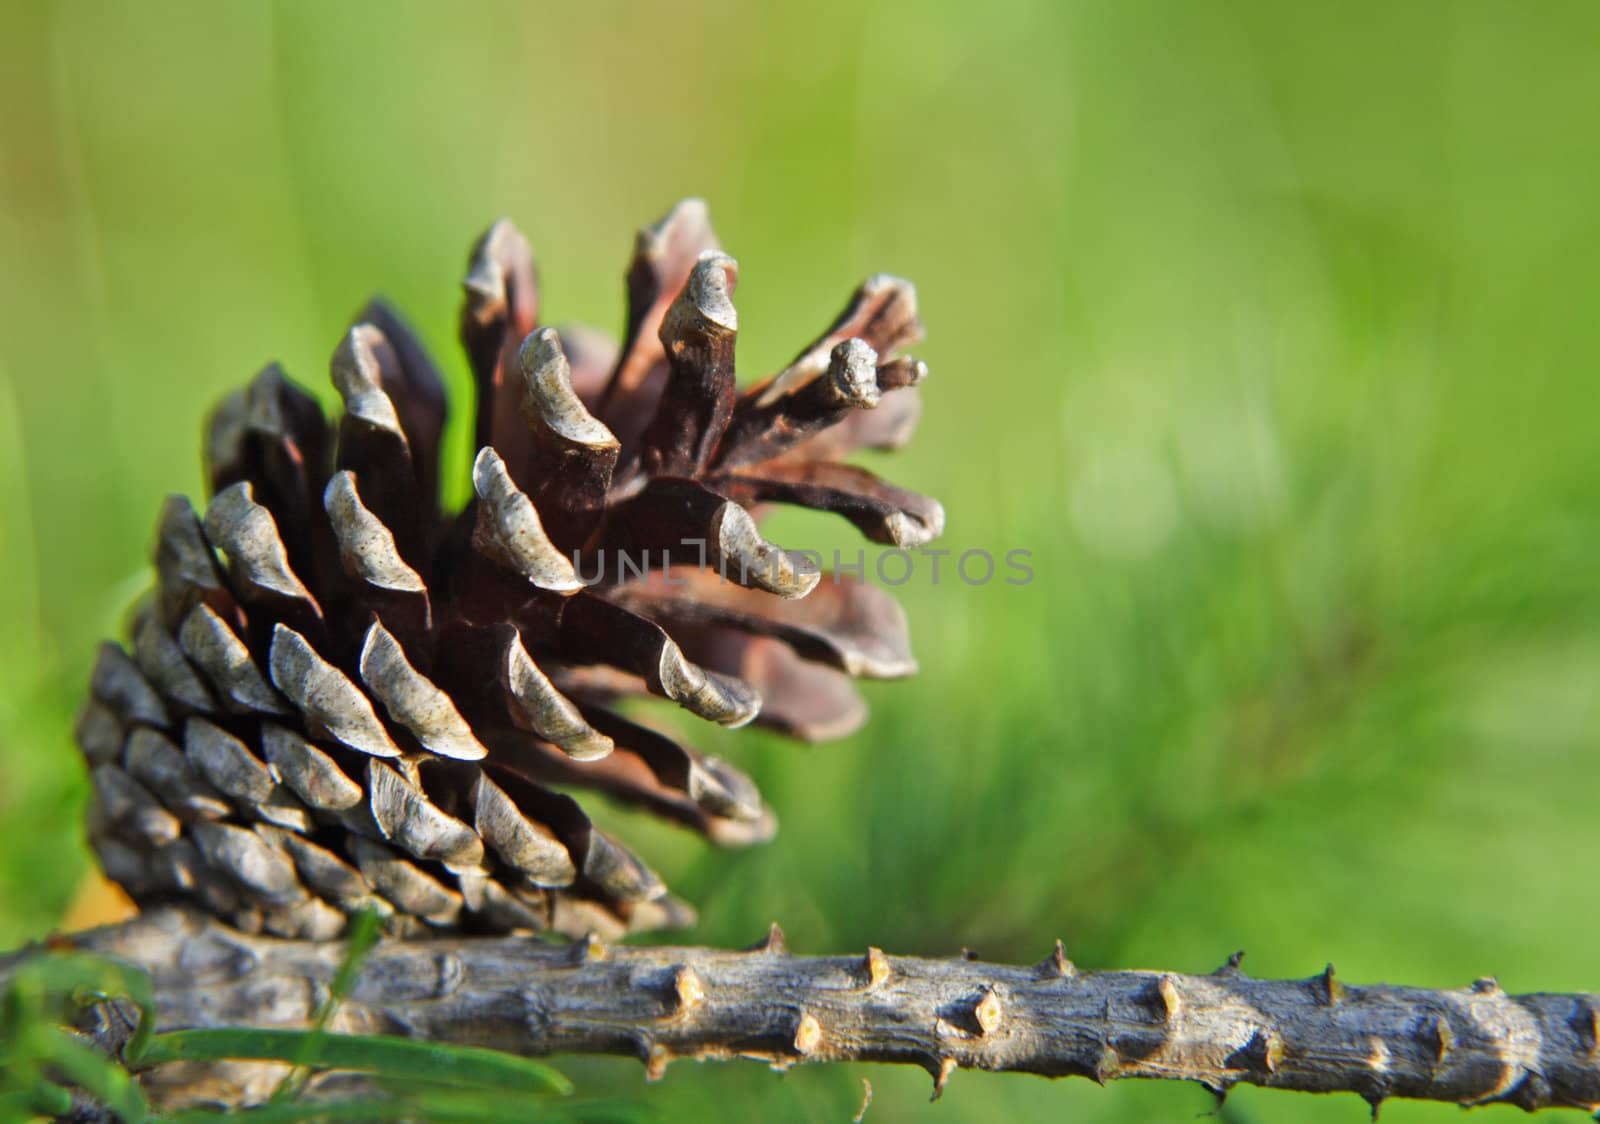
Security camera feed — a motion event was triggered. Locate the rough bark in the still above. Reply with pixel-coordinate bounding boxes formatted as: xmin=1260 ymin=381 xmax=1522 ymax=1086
xmin=13 ymin=907 xmax=1600 ymax=1114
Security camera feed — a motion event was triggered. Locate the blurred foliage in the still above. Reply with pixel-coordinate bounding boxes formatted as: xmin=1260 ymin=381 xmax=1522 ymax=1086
xmin=3 ymin=1 xmax=1600 ymax=1120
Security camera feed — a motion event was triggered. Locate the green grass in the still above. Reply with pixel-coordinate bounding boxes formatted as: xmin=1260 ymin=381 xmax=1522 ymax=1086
xmin=4 ymin=1 xmax=1600 ymax=1120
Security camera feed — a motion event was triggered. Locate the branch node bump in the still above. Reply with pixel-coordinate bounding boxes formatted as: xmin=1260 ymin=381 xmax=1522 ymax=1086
xmin=572 ymin=933 xmax=607 ymax=964
xmin=750 ymin=922 xmax=787 ymax=955
xmin=1426 ymin=1014 xmax=1455 ymax=1064
xmin=793 ymin=1011 xmax=823 ymax=1056
xmin=862 ymin=947 xmax=891 ymax=990
xmin=1094 ymin=1044 xmax=1120 ymax=1085
xmin=1574 ymin=1002 xmax=1600 ymax=1056
xmin=671 ymin=966 xmax=705 ymax=1015
xmin=1317 ymin=963 xmax=1345 ymax=1005
xmin=1215 ymin=950 xmax=1246 ymax=978
xmin=1227 ymin=1026 xmax=1286 ymax=1075
xmin=973 ymin=986 xmax=1004 ymax=1036
xmin=1035 ymin=939 xmax=1075 ymax=979
xmin=1155 ymin=974 xmax=1182 ymax=1021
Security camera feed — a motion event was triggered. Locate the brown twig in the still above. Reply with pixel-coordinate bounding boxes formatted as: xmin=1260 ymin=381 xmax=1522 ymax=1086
xmin=16 ymin=907 xmax=1600 ymax=1114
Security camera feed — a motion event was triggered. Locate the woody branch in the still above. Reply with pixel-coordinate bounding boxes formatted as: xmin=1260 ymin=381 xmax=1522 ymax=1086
xmin=20 ymin=906 xmax=1600 ymax=1114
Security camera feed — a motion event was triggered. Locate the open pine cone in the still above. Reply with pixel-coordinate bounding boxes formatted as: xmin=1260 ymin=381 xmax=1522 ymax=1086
xmin=76 ymin=199 xmax=940 ymax=940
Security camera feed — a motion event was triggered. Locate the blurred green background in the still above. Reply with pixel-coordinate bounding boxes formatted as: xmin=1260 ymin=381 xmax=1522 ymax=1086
xmin=4 ymin=1 xmax=1600 ymax=1120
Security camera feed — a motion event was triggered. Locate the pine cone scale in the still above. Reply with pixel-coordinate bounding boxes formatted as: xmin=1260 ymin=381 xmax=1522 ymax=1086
xmin=599 ymin=198 xmax=720 ymax=445
xmin=640 ymin=252 xmax=740 ymax=478
xmin=516 ymin=328 xmax=620 ymax=550
xmin=461 ymin=219 xmax=540 ymax=462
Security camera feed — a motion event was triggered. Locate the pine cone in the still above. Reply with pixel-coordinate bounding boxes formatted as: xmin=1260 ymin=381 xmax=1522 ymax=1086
xmin=76 ymin=199 xmax=940 ymax=941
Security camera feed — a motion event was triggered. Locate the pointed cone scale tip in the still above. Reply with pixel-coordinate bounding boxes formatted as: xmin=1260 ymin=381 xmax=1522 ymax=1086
xmin=333 ymin=326 xmax=407 ymax=437
xmin=658 ymin=640 xmax=762 ymax=727
xmin=203 ymin=482 xmax=320 ymax=610
xmin=669 ymin=252 xmax=739 ymax=338
xmin=883 ymin=501 xmax=946 ymax=549
xmin=324 ymin=471 xmax=426 ymax=594
xmin=464 ymin=218 xmax=529 ymax=305
xmin=520 ymin=329 xmax=619 ymax=449
xmin=828 ymin=339 xmax=882 ymax=408
xmin=713 ymin=501 xmax=821 ymax=599
xmin=471 ymin=447 xmax=583 ymax=592
xmin=641 ymin=198 xmax=716 ymax=260
xmin=501 ymin=628 xmax=615 ymax=760
xmin=359 ymin=621 xmax=488 ymax=761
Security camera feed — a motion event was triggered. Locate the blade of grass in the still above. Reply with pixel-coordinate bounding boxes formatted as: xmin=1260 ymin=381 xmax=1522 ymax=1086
xmin=165 ymin=1090 xmax=651 ymax=1124
xmin=26 ymin=1024 xmax=149 ymax=1123
xmin=372 ymin=1079 xmax=654 ymax=1122
xmin=2 ymin=949 xmax=157 ymax=1122
xmin=271 ymin=907 xmax=382 ymax=1102
xmin=140 ymin=1028 xmax=573 ymax=1097
xmin=163 ymin=1096 xmax=487 ymax=1123
xmin=0 ymin=1085 xmax=71 ymax=1121
xmin=9 ymin=951 xmax=157 ymax=1065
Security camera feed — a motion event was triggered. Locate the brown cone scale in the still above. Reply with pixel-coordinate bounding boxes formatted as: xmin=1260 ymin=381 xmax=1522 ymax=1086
xmin=78 ymin=199 xmax=940 ymax=941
